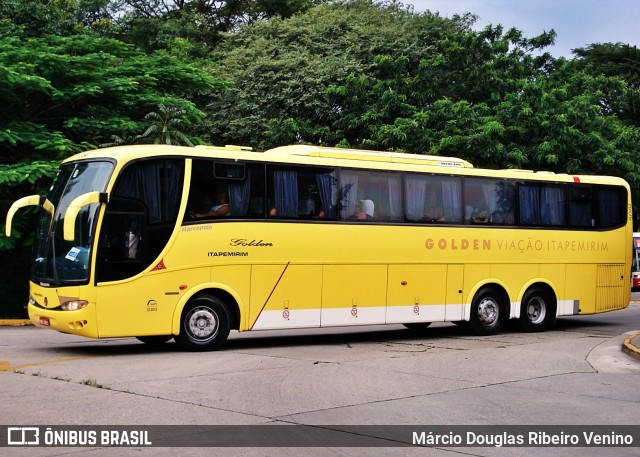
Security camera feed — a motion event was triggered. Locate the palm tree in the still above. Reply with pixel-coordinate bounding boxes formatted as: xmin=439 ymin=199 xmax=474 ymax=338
xmin=99 ymin=131 xmax=143 ymax=148
xmin=139 ymin=104 xmax=194 ymax=146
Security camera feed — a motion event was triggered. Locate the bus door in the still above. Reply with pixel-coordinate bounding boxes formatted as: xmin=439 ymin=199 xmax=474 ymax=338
xmin=94 ymin=158 xmax=185 ymax=337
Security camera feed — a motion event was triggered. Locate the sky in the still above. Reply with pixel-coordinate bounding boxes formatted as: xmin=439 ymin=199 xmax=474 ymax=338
xmin=408 ymin=0 xmax=640 ymax=58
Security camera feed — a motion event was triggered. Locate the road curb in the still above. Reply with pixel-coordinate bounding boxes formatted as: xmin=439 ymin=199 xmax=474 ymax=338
xmin=621 ymin=332 xmax=640 ymax=362
xmin=0 ymin=319 xmax=31 ymax=326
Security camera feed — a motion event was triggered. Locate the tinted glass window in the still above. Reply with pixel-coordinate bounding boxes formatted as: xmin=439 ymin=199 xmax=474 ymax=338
xmin=598 ymin=186 xmax=627 ymax=228
xmin=339 ymin=170 xmax=402 ymax=221
xmin=465 ymin=178 xmax=516 ymax=225
xmin=519 ymin=183 xmax=567 ymax=227
xmin=188 ymin=160 xmax=265 ymax=220
xmin=569 ymin=185 xmax=593 ymax=227
xmin=405 ymin=174 xmax=462 ymax=223
xmin=267 ymin=166 xmax=337 ymax=219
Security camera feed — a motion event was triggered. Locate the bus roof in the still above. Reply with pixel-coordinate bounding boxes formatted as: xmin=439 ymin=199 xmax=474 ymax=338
xmin=64 ymin=144 xmax=472 ymax=169
xmin=63 ymin=144 xmax=628 ymax=188
xmin=265 ymin=145 xmax=474 ymax=168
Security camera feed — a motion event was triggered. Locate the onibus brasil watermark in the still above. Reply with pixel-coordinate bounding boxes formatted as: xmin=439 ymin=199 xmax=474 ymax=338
xmin=2 ymin=425 xmax=639 ymax=448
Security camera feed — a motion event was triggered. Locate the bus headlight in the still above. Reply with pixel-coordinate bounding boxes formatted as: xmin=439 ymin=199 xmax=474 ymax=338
xmin=61 ymin=300 xmax=89 ymax=311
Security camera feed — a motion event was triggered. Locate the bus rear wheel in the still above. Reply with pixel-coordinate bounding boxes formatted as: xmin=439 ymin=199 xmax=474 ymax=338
xmin=467 ymin=287 xmax=507 ymax=336
xmin=518 ymin=287 xmax=554 ymax=332
xmin=176 ymin=294 xmax=230 ymax=351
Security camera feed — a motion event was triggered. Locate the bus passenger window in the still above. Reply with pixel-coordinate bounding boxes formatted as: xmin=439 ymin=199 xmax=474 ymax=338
xmin=340 ymin=170 xmax=401 ymax=222
xmin=519 ymin=183 xmax=567 ymax=227
xmin=268 ymin=166 xmax=337 ymax=219
xmin=569 ymin=186 xmax=593 ymax=227
xmin=404 ymin=174 xmax=462 ymax=223
xmin=598 ymin=186 xmax=626 ymax=228
xmin=464 ymin=178 xmax=516 ymax=225
xmin=187 ymin=160 xmax=265 ymax=219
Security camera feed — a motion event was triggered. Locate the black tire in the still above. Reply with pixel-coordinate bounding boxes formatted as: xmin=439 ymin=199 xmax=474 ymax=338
xmin=467 ymin=287 xmax=507 ymax=336
xmin=402 ymin=322 xmax=432 ymax=331
xmin=136 ymin=335 xmax=172 ymax=345
xmin=518 ymin=287 xmax=554 ymax=332
xmin=175 ymin=294 xmax=230 ymax=351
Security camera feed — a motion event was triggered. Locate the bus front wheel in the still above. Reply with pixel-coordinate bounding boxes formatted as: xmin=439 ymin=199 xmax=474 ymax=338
xmin=467 ymin=287 xmax=507 ymax=336
xmin=518 ymin=287 xmax=554 ymax=332
xmin=176 ymin=294 xmax=230 ymax=351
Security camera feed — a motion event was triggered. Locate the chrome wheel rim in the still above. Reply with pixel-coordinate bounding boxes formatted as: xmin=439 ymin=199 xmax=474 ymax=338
xmin=477 ymin=297 xmax=499 ymax=326
xmin=185 ymin=306 xmax=219 ymax=342
xmin=526 ymin=297 xmax=546 ymax=325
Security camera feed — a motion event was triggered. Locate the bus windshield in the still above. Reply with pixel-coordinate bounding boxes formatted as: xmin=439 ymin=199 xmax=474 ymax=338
xmin=32 ymin=161 xmax=113 ymax=286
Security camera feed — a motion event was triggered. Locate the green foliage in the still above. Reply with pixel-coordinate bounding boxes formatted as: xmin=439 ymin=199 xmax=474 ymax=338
xmin=202 ymin=0 xmax=469 ymax=148
xmin=98 ymin=0 xmax=318 ymax=55
xmin=0 ymin=34 xmax=220 ymax=163
xmin=0 ymin=160 xmax=59 ymax=250
xmin=0 ymin=0 xmax=83 ymax=37
xmin=0 ymin=31 xmax=222 ymax=251
xmin=3 ymin=0 xmax=640 ymax=225
xmin=202 ymin=0 xmax=640 ymax=210
xmin=139 ymin=104 xmax=196 ymax=146
xmin=574 ymin=43 xmax=640 ymax=128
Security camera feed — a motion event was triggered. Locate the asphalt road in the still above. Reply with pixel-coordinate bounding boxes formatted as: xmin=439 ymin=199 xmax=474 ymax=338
xmin=1 ymin=304 xmax=640 ymax=457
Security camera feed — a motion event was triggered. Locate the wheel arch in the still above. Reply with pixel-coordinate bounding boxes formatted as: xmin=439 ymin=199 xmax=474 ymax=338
xmin=463 ymin=280 xmax=511 ymax=322
xmin=171 ymin=284 xmax=242 ymax=335
xmin=516 ymin=281 xmax=558 ymax=319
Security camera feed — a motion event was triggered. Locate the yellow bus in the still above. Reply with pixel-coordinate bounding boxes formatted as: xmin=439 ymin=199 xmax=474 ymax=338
xmin=5 ymin=144 xmax=632 ymax=350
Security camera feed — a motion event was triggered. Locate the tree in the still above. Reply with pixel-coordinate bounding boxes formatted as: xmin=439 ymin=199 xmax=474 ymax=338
xmin=0 ymin=33 xmax=222 ymax=252
xmin=139 ymin=104 xmax=196 ymax=145
xmin=89 ymin=0 xmax=320 ymax=54
xmin=201 ymin=0 xmax=473 ymax=148
xmin=0 ymin=0 xmax=82 ymax=37
xmin=573 ymin=43 xmax=640 ymax=127
xmin=201 ymin=0 xmax=640 ymax=201
xmin=0 ymin=34 xmax=220 ymax=162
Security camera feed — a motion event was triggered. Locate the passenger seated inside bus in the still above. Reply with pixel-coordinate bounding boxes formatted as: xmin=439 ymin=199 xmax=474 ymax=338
xmin=469 ymin=207 xmax=489 ymax=224
xmin=191 ymin=190 xmax=230 ymax=219
xmin=354 ymin=199 xmax=374 ymax=220
xmin=422 ymin=207 xmax=445 ymax=222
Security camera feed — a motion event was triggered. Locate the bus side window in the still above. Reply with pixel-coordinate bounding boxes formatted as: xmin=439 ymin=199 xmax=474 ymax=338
xmin=598 ymin=186 xmax=626 ymax=228
xmin=188 ymin=160 xmax=265 ymax=219
xmin=570 ymin=186 xmax=593 ymax=227
xmin=267 ymin=166 xmax=337 ymax=220
xmin=519 ymin=183 xmax=568 ymax=227
xmin=339 ymin=170 xmax=401 ymax=222
xmin=464 ymin=178 xmax=517 ymax=226
xmin=404 ymin=174 xmax=462 ymax=224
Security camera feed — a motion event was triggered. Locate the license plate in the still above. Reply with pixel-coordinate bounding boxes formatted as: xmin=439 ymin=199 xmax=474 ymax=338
xmin=39 ymin=317 xmax=50 ymax=326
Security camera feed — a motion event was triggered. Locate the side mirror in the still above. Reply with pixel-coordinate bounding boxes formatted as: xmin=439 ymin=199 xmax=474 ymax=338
xmin=5 ymin=195 xmax=54 ymax=237
xmin=63 ymin=192 xmax=108 ymax=241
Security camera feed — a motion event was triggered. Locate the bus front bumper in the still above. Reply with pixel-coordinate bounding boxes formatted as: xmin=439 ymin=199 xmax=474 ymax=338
xmin=28 ymin=301 xmax=98 ymax=338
